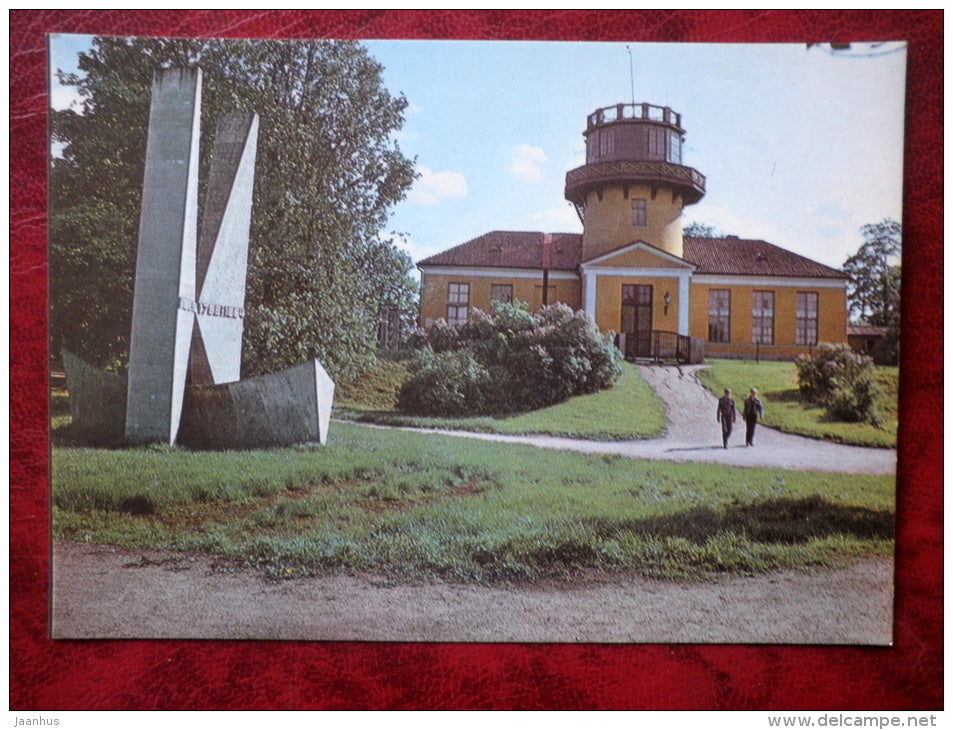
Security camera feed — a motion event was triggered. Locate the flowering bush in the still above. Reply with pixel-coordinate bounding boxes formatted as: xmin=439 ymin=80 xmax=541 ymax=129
xmin=400 ymin=301 xmax=622 ymax=416
xmin=396 ymin=348 xmax=494 ymax=417
xmin=795 ymin=343 xmax=882 ymax=425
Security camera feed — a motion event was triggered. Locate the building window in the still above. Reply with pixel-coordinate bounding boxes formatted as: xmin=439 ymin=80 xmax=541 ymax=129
xmin=751 ymin=290 xmax=775 ymax=345
xmin=708 ymin=289 xmax=731 ymax=343
xmin=667 ymin=131 xmax=682 ymax=164
xmin=599 ymin=128 xmax=614 ymax=159
xmin=588 ymin=128 xmax=615 ymax=162
xmin=447 ymin=282 xmax=469 ymax=325
xmin=491 ymin=284 xmax=513 ymax=304
xmin=647 ymin=126 xmax=666 ymax=159
xmin=796 ymin=292 xmax=819 ymax=346
xmin=631 ymin=199 xmax=647 ymax=227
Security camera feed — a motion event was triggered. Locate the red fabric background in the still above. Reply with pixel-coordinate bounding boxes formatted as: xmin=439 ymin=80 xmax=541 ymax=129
xmin=10 ymin=10 xmax=942 ymax=710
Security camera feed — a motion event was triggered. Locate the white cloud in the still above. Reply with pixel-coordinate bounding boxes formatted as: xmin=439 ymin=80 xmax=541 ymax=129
xmin=407 ymin=166 xmax=467 ymax=205
xmin=508 ymin=144 xmax=547 ymax=181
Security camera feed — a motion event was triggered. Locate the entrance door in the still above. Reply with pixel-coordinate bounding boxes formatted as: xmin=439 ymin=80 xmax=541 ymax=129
xmin=622 ymin=284 xmax=653 ymax=358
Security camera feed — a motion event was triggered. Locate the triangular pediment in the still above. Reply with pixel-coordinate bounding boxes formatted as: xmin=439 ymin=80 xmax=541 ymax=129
xmin=582 ymin=240 xmax=695 ymax=270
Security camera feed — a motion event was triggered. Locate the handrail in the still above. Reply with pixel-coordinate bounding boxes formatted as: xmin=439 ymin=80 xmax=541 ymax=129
xmin=651 ymin=330 xmax=691 ymax=363
xmin=587 ymin=103 xmax=682 ymax=130
xmin=566 ymin=160 xmax=706 ymax=190
xmin=619 ymin=330 xmax=691 ymax=363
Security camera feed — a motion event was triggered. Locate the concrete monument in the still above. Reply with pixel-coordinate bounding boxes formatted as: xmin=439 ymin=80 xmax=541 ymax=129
xmin=124 ymin=68 xmax=202 ymax=445
xmin=65 ymin=67 xmax=335 ymax=449
xmin=188 ymin=112 xmax=259 ymax=387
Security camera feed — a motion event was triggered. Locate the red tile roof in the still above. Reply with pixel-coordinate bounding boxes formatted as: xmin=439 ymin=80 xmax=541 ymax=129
xmin=683 ymin=236 xmax=846 ymax=279
xmin=419 ymin=232 xmax=845 ymax=279
xmin=418 ymin=231 xmax=582 ymax=270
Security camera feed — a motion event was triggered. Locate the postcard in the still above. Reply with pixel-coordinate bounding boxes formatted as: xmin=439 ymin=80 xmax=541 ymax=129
xmin=48 ymin=36 xmax=904 ymax=644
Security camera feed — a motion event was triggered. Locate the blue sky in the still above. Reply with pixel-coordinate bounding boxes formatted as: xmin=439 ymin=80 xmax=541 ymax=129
xmin=50 ymin=36 xmax=906 ymax=271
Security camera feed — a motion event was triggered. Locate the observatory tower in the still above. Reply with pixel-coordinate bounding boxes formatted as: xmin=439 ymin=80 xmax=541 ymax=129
xmin=565 ymin=102 xmax=706 ymax=261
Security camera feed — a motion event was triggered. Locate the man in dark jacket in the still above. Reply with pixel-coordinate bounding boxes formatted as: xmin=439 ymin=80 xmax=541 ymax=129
xmin=716 ymin=388 xmax=736 ymax=449
xmin=743 ymin=388 xmax=765 ymax=446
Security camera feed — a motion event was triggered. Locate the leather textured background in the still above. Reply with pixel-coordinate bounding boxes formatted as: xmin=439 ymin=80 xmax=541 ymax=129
xmin=11 ymin=10 xmax=942 ymax=710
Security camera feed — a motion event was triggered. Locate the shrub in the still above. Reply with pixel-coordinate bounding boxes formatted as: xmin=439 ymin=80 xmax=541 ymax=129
xmin=399 ymin=302 xmax=622 ymax=416
xmin=396 ymin=349 xmax=493 ymax=417
xmin=795 ymin=344 xmax=882 ymax=425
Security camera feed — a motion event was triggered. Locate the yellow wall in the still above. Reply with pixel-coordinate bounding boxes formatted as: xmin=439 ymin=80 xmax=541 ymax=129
xmin=419 ymin=270 xmax=847 ymax=360
xmin=689 ymin=282 xmax=847 ymax=357
xmin=419 ymin=272 xmax=581 ymax=325
xmin=592 ymin=274 xmax=683 ymax=334
xmin=582 ymin=182 xmax=683 ymax=261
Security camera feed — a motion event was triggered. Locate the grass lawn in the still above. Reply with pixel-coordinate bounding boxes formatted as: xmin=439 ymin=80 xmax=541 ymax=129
xmin=52 ymin=421 xmax=894 ymax=584
xmin=335 ymin=360 xmax=667 ymax=441
xmin=695 ymin=359 xmax=898 ymax=449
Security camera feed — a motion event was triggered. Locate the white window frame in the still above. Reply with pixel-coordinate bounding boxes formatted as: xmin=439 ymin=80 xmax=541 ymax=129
xmin=447 ymin=282 xmax=469 ymax=325
xmin=631 ymin=199 xmax=647 ymax=228
xmin=708 ymin=289 xmax=731 ymax=343
xmin=795 ymin=291 xmax=819 ymax=346
xmin=752 ymin=290 xmax=775 ymax=345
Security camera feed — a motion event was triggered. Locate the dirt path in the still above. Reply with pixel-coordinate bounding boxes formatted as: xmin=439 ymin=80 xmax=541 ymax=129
xmin=51 ymin=542 xmax=893 ymax=644
xmin=52 ymin=364 xmax=896 ymax=643
xmin=373 ymin=364 xmax=896 ymax=476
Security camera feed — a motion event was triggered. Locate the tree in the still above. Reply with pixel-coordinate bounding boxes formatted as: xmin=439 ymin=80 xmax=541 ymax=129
xmin=360 ymin=236 xmax=420 ymax=348
xmin=842 ymin=219 xmax=901 ymax=327
xmin=50 ymin=37 xmax=417 ymax=381
xmin=683 ymin=221 xmax=726 ymax=238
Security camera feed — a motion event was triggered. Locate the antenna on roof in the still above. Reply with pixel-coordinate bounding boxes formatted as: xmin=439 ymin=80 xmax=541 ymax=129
xmin=625 ymin=45 xmax=635 ymax=105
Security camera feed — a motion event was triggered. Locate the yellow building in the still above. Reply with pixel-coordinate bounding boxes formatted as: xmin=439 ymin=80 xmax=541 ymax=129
xmin=418 ymin=102 xmax=847 ymax=361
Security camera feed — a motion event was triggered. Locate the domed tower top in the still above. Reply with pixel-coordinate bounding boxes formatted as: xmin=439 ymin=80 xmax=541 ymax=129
xmin=565 ymin=102 xmax=706 ymax=260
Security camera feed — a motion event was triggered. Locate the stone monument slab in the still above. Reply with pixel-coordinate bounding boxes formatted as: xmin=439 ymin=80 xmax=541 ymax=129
xmin=178 ymin=358 xmax=335 ymax=449
xmin=124 ymin=68 xmax=202 ymax=444
xmin=189 ymin=113 xmax=259 ymax=387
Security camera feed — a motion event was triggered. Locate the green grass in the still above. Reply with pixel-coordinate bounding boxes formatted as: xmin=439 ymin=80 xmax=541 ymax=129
xmin=695 ymin=359 xmax=898 ymax=448
xmin=335 ymin=361 xmax=667 ymax=441
xmin=50 ymin=389 xmax=71 ymax=431
xmin=52 ymin=422 xmax=894 ymax=584
xmin=334 ymin=353 xmax=412 ymax=411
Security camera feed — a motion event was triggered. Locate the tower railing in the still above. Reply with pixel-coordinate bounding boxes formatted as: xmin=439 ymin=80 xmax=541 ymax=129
xmin=565 ymin=159 xmax=706 ymax=205
xmin=566 ymin=160 xmax=706 ymax=189
xmin=587 ymin=103 xmax=681 ymax=130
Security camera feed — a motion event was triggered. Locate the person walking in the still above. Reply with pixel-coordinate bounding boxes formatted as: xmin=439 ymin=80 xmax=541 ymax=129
xmin=743 ymin=388 xmax=764 ymax=447
xmin=716 ymin=388 xmax=736 ymax=449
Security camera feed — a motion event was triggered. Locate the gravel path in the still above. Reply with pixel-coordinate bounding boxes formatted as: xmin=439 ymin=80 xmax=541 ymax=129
xmin=51 ymin=542 xmax=893 ymax=644
xmin=374 ymin=364 xmax=896 ymax=476
xmin=51 ymin=364 xmax=896 ymax=643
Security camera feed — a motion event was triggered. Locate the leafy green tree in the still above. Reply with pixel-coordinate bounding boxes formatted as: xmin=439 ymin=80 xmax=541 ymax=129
xmin=843 ymin=219 xmax=901 ymax=327
xmin=360 ymin=236 xmax=419 ymax=348
xmin=50 ymin=37 xmax=417 ymax=381
xmin=683 ymin=221 xmax=725 ymax=238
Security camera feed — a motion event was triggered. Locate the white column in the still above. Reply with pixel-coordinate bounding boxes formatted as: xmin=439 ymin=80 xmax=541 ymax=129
xmin=583 ymin=269 xmax=597 ymax=320
xmin=678 ymin=271 xmax=691 ymax=336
